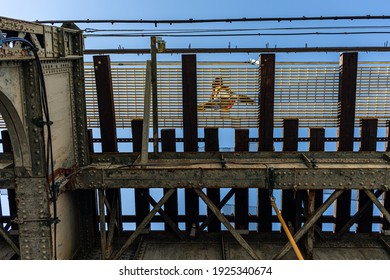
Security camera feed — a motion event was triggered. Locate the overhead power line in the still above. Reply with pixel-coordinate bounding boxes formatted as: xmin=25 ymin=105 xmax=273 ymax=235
xmin=83 ymin=25 xmax=390 ymax=34
xmin=83 ymin=46 xmax=390 ymax=55
xmin=84 ymin=31 xmax=390 ymax=38
xmin=37 ymin=15 xmax=390 ymax=26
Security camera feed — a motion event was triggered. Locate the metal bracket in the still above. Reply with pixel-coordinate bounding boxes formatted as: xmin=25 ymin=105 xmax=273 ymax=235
xmin=267 ymin=167 xmax=276 ymax=199
xmin=383 ymin=153 xmax=390 ymax=162
xmin=220 ymin=154 xmax=227 ymax=168
xmin=300 ymin=153 xmax=317 ymax=168
xmin=33 ymin=118 xmax=53 ymax=128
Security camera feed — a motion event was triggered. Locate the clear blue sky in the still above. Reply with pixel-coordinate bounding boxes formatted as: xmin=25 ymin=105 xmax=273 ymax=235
xmin=3 ymin=0 xmax=390 ymax=61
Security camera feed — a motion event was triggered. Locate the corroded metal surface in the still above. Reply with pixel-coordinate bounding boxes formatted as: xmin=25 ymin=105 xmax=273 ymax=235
xmin=73 ymin=152 xmax=390 ymax=190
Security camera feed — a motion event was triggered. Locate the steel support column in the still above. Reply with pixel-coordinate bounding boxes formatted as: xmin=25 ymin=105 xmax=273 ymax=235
xmin=258 ymin=54 xmax=275 ymax=232
xmin=384 ymin=120 xmax=390 ymax=230
xmin=357 ymin=118 xmax=378 ymax=233
xmin=310 ymin=128 xmax=325 ymax=229
xmin=282 ymin=118 xmax=302 ymax=232
xmin=132 ymin=119 xmax=150 ymax=228
xmin=205 ymin=128 xmax=220 ymax=232
xmin=182 ymin=54 xmax=199 ymax=232
xmin=235 ymin=129 xmax=249 ymax=230
xmin=336 ymin=52 xmax=358 ymax=233
xmin=161 ymin=129 xmax=178 ymax=232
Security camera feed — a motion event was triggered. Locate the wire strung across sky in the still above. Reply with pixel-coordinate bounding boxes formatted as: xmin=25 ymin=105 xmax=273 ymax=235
xmin=81 ymin=24 xmax=390 ymax=38
xmin=36 ymin=15 xmax=390 ymax=25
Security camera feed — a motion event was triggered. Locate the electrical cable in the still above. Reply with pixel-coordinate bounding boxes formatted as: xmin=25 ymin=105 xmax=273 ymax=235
xmin=36 ymin=15 xmax=390 ymax=25
xmin=0 ymin=36 xmax=58 ymax=260
xmin=85 ymin=30 xmax=390 ymax=38
xmin=83 ymin=25 xmax=390 ymax=34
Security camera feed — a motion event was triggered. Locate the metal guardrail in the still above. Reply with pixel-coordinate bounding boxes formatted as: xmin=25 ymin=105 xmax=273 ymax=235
xmin=83 ymin=61 xmax=390 ymax=129
xmin=0 ymin=61 xmax=388 ymax=129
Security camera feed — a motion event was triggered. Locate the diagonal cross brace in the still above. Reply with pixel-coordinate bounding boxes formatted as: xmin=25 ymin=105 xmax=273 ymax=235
xmin=113 ymin=188 xmax=175 ymax=260
xmin=138 ymin=188 xmax=185 ymax=240
xmin=0 ymin=225 xmax=20 ymax=256
xmin=196 ymin=188 xmax=236 ymax=236
xmin=336 ymin=189 xmax=383 ymax=239
xmin=364 ymin=190 xmax=390 ymax=225
xmin=192 ymin=188 xmax=260 ymax=260
xmin=273 ymin=189 xmax=344 ymax=260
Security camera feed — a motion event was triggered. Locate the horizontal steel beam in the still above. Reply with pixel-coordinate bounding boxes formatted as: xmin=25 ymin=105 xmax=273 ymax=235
xmin=72 ymin=152 xmax=390 ymax=190
xmin=84 ymin=46 xmax=390 ymax=55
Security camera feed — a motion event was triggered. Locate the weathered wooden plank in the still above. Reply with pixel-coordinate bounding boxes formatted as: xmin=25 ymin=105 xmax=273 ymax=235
xmin=357 ymin=118 xmax=378 ymax=233
xmin=182 ymin=54 xmax=199 ymax=232
xmin=161 ymin=129 xmax=178 ymax=232
xmin=235 ymin=129 xmax=249 ymax=230
xmin=335 ymin=52 xmax=358 ymax=233
xmin=205 ymin=128 xmax=220 ymax=232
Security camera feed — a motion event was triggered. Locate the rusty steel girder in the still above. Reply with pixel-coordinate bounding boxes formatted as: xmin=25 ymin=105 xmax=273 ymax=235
xmin=72 ymin=151 xmax=390 ymax=190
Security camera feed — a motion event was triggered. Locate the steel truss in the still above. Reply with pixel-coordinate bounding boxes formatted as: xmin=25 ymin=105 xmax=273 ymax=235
xmin=69 ymin=151 xmax=390 ymax=259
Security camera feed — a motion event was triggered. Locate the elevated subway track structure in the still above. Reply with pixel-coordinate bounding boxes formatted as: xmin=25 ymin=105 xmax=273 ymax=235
xmin=0 ymin=16 xmax=390 ymax=260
